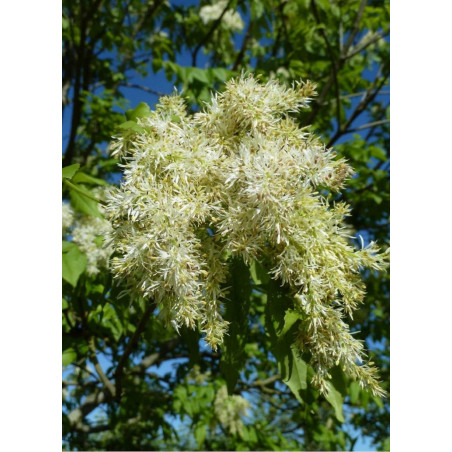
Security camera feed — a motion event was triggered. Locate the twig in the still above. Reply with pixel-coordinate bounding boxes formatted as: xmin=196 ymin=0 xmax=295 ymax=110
xmin=346 ymin=119 xmax=389 ymax=134
xmin=345 ymin=29 xmax=389 ymax=60
xmin=114 ymin=299 xmax=156 ymax=400
xmin=232 ymin=20 xmax=253 ymax=71
xmin=327 ymin=66 xmax=389 ymax=147
xmin=306 ymin=0 xmax=368 ymax=125
xmin=192 ymin=0 xmax=233 ymax=67
xmin=121 ymin=82 xmax=166 ymax=97
xmin=89 ymin=337 xmax=116 ymax=397
xmin=311 ymin=0 xmax=341 ymax=128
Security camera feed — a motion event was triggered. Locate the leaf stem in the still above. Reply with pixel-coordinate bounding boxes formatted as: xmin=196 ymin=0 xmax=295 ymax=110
xmin=64 ymin=179 xmax=106 ymax=206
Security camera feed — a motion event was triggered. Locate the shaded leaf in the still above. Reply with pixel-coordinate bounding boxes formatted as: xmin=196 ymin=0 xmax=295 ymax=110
xmin=249 ymin=259 xmax=270 ymax=285
xmin=220 ymin=259 xmax=252 ymax=394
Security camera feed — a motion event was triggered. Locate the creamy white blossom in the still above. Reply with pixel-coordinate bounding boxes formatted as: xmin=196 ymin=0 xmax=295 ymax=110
xmin=106 ymin=74 xmax=389 ymax=396
xmin=199 ymin=0 xmax=244 ymax=31
xmin=62 ymin=202 xmax=75 ymax=230
xmin=214 ymin=385 xmax=250 ymax=435
xmin=63 ymin=189 xmax=113 ymax=276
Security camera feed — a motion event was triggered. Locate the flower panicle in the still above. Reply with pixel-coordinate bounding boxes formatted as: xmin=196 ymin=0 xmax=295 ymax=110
xmin=106 ymin=74 xmax=389 ymax=395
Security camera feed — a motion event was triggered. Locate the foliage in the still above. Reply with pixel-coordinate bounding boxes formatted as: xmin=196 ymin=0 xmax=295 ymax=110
xmin=62 ymin=1 xmax=390 ymax=450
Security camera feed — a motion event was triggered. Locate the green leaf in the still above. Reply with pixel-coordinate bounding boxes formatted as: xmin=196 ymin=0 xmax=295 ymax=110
xmin=72 ymin=172 xmax=108 ymax=186
xmin=118 ymin=120 xmax=145 ymax=133
xmin=62 ymin=244 xmax=87 ymax=287
xmin=62 ymin=163 xmax=80 ymax=180
xmin=125 ymin=102 xmax=151 ymax=121
xmin=194 ymin=423 xmax=207 ymax=448
xmin=62 ymin=240 xmax=77 ymax=253
xmin=325 ymin=381 xmax=345 ymax=422
xmin=279 ymin=346 xmax=308 ymax=403
xmin=62 ymin=298 xmax=68 ymax=310
xmin=212 ymin=68 xmax=231 ymax=82
xmin=70 ymin=185 xmax=102 ymax=218
xmin=349 ymin=381 xmax=361 ymax=405
xmin=370 ymin=146 xmax=387 ymax=161
xmin=62 ymin=347 xmax=77 ymax=366
xmin=93 ymin=235 xmax=104 ymax=247
xmin=280 ymin=310 xmax=301 ymax=337
xmin=191 ymin=68 xmax=210 ymax=84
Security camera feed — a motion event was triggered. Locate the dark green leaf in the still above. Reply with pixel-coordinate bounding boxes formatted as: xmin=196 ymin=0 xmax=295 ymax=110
xmin=220 ymin=259 xmax=252 ymax=394
xmin=249 ymin=259 xmax=270 ymax=285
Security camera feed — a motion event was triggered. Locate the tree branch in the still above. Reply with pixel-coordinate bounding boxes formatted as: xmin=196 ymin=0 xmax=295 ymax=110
xmin=114 ymin=299 xmax=156 ymax=400
xmin=341 ymin=0 xmax=368 ymax=57
xmin=232 ymin=19 xmax=253 ymax=71
xmin=305 ymin=0 xmax=368 ymax=125
xmin=129 ymin=337 xmax=182 ymax=374
xmin=311 ymin=0 xmax=341 ymax=127
xmin=327 ymin=66 xmax=389 ymax=147
xmin=192 ymin=0 xmax=233 ymax=67
xmin=345 ymin=29 xmax=389 ymax=60
xmin=89 ymin=337 xmax=116 ymax=397
xmin=121 ymin=82 xmax=166 ymax=98
xmin=346 ymin=119 xmax=389 ymax=134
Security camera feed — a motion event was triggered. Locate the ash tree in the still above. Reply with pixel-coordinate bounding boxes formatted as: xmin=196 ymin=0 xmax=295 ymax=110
xmin=62 ymin=1 xmax=390 ymax=450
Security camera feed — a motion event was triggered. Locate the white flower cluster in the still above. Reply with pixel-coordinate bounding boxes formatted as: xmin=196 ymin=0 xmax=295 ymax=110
xmin=63 ymin=193 xmax=113 ymax=276
xmin=62 ymin=202 xmax=74 ymax=230
xmin=214 ymin=385 xmax=250 ymax=435
xmin=106 ymin=74 xmax=388 ymax=396
xmin=199 ymin=0 xmax=244 ymax=31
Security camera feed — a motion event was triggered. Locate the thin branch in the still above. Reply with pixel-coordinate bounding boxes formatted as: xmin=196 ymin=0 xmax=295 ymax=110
xmin=128 ymin=338 xmax=181 ymax=374
xmin=121 ymin=82 xmax=166 ymax=97
xmin=345 ymin=29 xmax=389 ymax=60
xmin=232 ymin=20 xmax=253 ymax=71
xmin=323 ymin=90 xmax=389 ymax=105
xmin=311 ymin=0 xmax=341 ymax=127
xmin=114 ymin=299 xmax=156 ymax=400
xmin=89 ymin=337 xmax=116 ymax=397
xmin=306 ymin=0 xmax=368 ymax=125
xmin=67 ymin=388 xmax=112 ymax=431
xmin=346 ymin=119 xmax=389 ymax=134
xmin=192 ymin=0 xmax=233 ymax=67
xmin=327 ymin=66 xmax=389 ymax=147
xmin=341 ymin=0 xmax=368 ymax=57
xmin=72 ymin=421 xmax=112 ymax=434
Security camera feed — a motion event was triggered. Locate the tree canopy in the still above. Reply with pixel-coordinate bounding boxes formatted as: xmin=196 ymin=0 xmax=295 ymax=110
xmin=62 ymin=1 xmax=390 ymax=450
